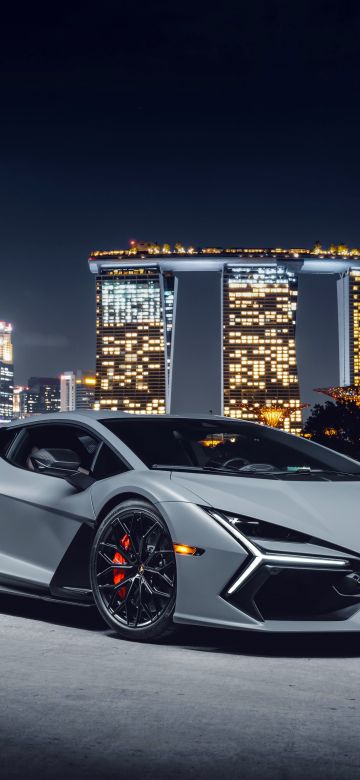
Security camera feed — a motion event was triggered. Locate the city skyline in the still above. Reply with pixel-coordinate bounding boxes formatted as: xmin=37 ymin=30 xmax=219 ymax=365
xmin=87 ymin=246 xmax=360 ymax=429
xmin=3 ymin=242 xmax=360 ymax=425
xmin=6 ymin=241 xmax=359 ymax=386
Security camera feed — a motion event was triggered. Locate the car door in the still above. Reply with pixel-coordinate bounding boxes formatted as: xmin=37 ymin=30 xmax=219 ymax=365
xmin=0 ymin=421 xmax=96 ymax=591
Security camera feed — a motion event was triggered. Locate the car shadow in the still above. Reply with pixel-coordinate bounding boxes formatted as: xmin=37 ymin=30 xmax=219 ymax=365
xmin=2 ymin=593 xmax=360 ymax=658
xmin=0 ymin=593 xmax=106 ymax=632
xmin=165 ymin=625 xmax=360 ymax=658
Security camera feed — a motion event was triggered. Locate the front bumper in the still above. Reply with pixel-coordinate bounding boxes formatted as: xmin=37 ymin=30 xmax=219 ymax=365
xmin=159 ymin=501 xmax=360 ymax=632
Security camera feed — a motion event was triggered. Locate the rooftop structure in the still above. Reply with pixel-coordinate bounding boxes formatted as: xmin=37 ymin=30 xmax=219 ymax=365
xmin=314 ymin=386 xmax=360 ymax=407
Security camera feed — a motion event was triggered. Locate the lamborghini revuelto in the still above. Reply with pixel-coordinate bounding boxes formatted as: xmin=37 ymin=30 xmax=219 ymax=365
xmin=1 ymin=411 xmax=360 ymax=641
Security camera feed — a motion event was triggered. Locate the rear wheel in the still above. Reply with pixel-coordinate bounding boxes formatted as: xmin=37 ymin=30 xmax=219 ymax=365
xmin=90 ymin=500 xmax=176 ymax=641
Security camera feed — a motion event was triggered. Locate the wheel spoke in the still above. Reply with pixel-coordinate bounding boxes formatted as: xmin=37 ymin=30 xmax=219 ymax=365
xmin=99 ymin=574 xmax=134 ymax=591
xmin=141 ymin=599 xmax=153 ymax=622
xmin=98 ymin=550 xmax=114 ymax=566
xmin=115 ymin=515 xmax=138 ymax=556
xmin=111 ymin=577 xmax=136 ymax=614
xmin=107 ymin=578 xmax=131 ymax=610
xmin=143 ymin=578 xmax=171 ymax=600
xmin=97 ymin=564 xmax=119 ymax=579
xmin=139 ymin=522 xmax=159 ymax=559
xmin=144 ymin=530 xmax=165 ymax=564
xmin=100 ymin=542 xmax=118 ymax=552
xmin=99 ymin=541 xmax=134 ymax=566
xmin=97 ymin=562 xmax=134 ymax=579
xmin=145 ymin=568 xmax=174 ymax=587
xmin=134 ymin=580 xmax=143 ymax=627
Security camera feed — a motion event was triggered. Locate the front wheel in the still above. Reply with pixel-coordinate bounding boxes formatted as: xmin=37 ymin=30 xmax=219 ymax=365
xmin=90 ymin=500 xmax=176 ymax=642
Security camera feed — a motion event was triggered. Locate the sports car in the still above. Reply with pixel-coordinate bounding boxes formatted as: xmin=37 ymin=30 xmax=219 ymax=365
xmin=1 ymin=410 xmax=360 ymax=641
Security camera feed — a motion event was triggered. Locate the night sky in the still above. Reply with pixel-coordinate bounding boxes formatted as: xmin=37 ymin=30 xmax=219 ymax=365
xmin=1 ymin=1 xmax=359 ymax=409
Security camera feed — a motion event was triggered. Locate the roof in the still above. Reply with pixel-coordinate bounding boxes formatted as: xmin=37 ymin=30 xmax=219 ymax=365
xmin=5 ymin=410 xmax=242 ymax=428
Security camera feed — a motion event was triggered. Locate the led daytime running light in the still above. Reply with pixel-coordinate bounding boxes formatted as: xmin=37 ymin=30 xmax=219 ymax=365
xmin=209 ymin=511 xmax=349 ymax=595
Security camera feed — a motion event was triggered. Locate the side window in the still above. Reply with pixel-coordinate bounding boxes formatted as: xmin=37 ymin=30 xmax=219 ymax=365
xmin=92 ymin=443 xmax=128 ymax=480
xmin=3 ymin=422 xmax=128 ymax=481
xmin=6 ymin=424 xmax=101 ymax=475
xmin=0 ymin=427 xmax=20 ymax=459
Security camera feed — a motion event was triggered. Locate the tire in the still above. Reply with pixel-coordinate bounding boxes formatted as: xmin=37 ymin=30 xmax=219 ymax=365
xmin=90 ymin=499 xmax=177 ymax=642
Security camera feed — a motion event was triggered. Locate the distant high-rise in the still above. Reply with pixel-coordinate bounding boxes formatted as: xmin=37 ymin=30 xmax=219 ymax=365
xmin=25 ymin=377 xmax=60 ymax=415
xmin=13 ymin=386 xmax=29 ymax=420
xmin=75 ymin=373 xmax=96 ymax=410
xmin=0 ymin=322 xmax=14 ymax=422
xmin=60 ymin=371 xmax=76 ymax=412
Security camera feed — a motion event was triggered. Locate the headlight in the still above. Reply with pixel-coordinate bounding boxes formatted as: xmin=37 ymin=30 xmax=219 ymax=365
xmin=205 ymin=508 xmax=350 ymax=595
xmin=205 ymin=509 xmax=310 ymax=543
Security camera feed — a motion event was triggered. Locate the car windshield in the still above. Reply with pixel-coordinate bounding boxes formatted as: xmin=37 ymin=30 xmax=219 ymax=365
xmin=101 ymin=418 xmax=360 ymax=478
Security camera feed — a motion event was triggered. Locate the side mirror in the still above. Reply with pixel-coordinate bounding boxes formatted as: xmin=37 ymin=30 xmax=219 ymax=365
xmin=65 ymin=472 xmax=95 ymax=492
xmin=29 ymin=448 xmax=94 ymax=490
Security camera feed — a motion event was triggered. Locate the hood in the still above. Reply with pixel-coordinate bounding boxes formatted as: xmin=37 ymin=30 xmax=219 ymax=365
xmin=171 ymin=472 xmax=360 ymax=555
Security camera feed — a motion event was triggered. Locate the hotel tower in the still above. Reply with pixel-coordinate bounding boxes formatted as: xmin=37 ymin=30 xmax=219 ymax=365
xmin=0 ymin=322 xmax=14 ymax=422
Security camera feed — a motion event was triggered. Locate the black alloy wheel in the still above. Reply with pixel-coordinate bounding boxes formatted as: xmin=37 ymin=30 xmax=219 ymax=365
xmin=90 ymin=500 xmax=176 ymax=641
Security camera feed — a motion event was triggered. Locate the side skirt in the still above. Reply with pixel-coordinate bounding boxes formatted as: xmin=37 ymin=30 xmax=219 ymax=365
xmin=0 ymin=583 xmax=94 ymax=608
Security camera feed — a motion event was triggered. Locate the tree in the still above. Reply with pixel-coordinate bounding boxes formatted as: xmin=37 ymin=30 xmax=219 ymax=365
xmin=304 ymin=400 xmax=360 ymax=459
xmin=312 ymin=240 xmax=322 ymax=253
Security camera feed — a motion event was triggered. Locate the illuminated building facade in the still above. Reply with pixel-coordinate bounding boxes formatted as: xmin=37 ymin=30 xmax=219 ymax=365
xmin=75 ymin=373 xmax=96 ymax=410
xmin=94 ymin=266 xmax=168 ymax=414
xmin=13 ymin=386 xmax=29 ymax=420
xmin=223 ymin=265 xmax=302 ymax=433
xmin=25 ymin=377 xmax=60 ymax=416
xmin=60 ymin=371 xmax=76 ymax=412
xmin=0 ymin=322 xmax=14 ymax=422
xmin=349 ymin=270 xmax=360 ymax=384
xmin=89 ymin=245 xmax=360 ymax=429
xmin=337 ymin=267 xmax=360 ymax=389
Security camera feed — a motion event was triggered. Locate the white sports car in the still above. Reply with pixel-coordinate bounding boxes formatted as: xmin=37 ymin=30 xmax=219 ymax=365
xmin=0 ymin=411 xmax=359 ymax=641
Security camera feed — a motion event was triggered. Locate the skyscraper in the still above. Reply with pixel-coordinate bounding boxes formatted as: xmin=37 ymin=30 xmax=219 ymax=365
xmin=25 ymin=377 xmax=60 ymax=415
xmin=0 ymin=322 xmax=14 ymax=422
xmin=60 ymin=371 xmax=76 ymax=412
xmin=337 ymin=267 xmax=360 ymax=387
xmin=93 ymin=264 xmax=167 ymax=414
xmin=223 ymin=264 xmax=302 ymax=433
xmin=13 ymin=386 xmax=29 ymax=420
xmin=75 ymin=373 xmax=96 ymax=410
xmin=349 ymin=269 xmax=360 ymax=384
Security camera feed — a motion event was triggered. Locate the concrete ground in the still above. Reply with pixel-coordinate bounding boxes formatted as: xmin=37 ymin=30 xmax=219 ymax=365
xmin=0 ymin=597 xmax=360 ymax=780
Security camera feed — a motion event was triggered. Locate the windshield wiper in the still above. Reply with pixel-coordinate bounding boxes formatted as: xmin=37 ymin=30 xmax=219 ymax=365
xmin=151 ymin=465 xmax=360 ymax=480
xmin=275 ymin=469 xmax=360 ymax=480
xmin=151 ymin=464 xmax=281 ymax=478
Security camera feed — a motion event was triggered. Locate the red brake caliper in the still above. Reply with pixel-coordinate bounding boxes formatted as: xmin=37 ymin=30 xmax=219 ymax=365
xmin=113 ymin=533 xmax=131 ymax=600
